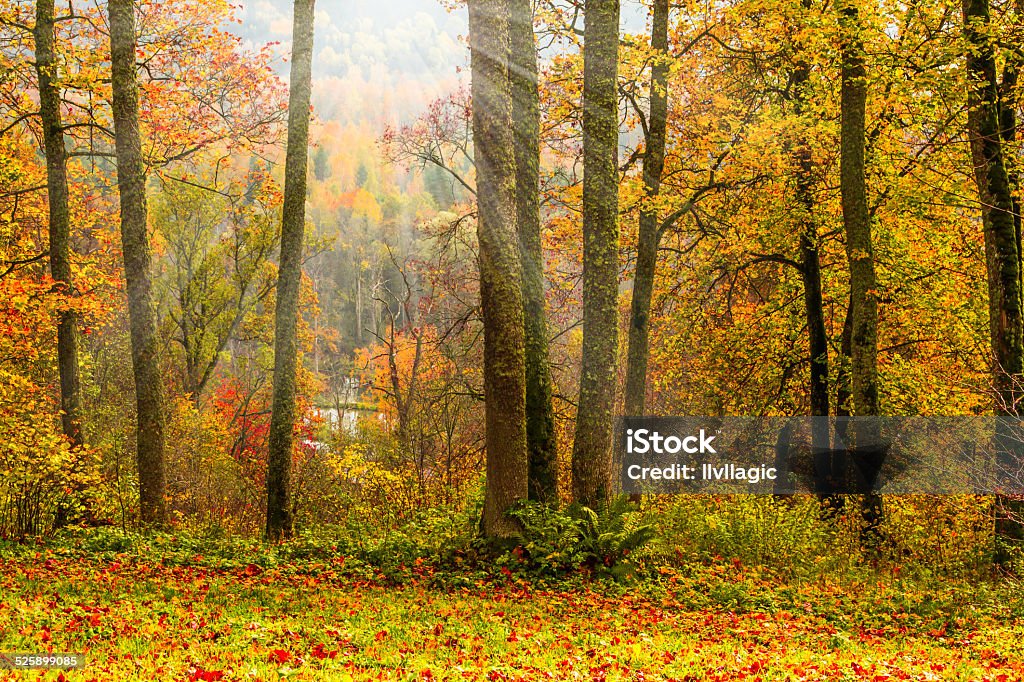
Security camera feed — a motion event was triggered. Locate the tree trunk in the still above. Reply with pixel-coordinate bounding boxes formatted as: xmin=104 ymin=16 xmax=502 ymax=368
xmin=839 ymin=0 xmax=879 ymax=423
xmin=109 ymin=0 xmax=167 ymax=526
xmin=964 ymin=0 xmax=1023 ymax=410
xmin=1000 ymin=46 xmax=1021 ymax=291
xmin=35 ymin=0 xmax=83 ymax=451
xmin=831 ymin=293 xmax=852 ymax=500
xmin=839 ymin=0 xmax=883 ymax=537
xmin=265 ymin=0 xmax=316 ymax=543
xmin=789 ymin=0 xmax=831 ymax=494
xmin=510 ymin=0 xmax=557 ymax=503
xmin=624 ymin=0 xmax=668 ymax=418
xmin=468 ymin=0 xmax=529 ymax=537
xmin=572 ymin=0 xmax=621 ymax=507
xmin=355 ymin=274 xmax=363 ymax=345
xmin=963 ymin=0 xmax=1024 ymax=554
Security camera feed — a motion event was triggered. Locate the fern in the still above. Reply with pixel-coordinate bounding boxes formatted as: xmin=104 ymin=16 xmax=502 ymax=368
xmin=505 ymin=496 xmax=654 ymax=580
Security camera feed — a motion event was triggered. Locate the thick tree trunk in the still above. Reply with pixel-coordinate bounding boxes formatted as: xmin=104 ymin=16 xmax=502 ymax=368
xmin=624 ymin=0 xmax=668 ymax=418
xmin=109 ymin=0 xmax=167 ymax=526
xmin=964 ymin=0 xmax=1023 ymax=410
xmin=265 ymin=0 xmax=316 ymax=542
xmin=839 ymin=0 xmax=883 ymax=536
xmin=963 ymin=0 xmax=1024 ymax=554
xmin=34 ymin=0 xmax=83 ymax=451
xmin=510 ymin=0 xmax=557 ymax=503
xmin=839 ymin=0 xmax=879 ymax=423
xmin=573 ymin=0 xmax=621 ymax=507
xmin=469 ymin=0 xmax=529 ymax=537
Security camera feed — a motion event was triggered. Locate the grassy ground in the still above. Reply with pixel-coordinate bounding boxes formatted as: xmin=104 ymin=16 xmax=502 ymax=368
xmin=1 ymin=547 xmax=1023 ymax=681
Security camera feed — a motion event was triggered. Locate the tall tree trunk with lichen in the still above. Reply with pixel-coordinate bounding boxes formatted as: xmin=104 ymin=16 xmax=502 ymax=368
xmin=109 ymin=0 xmax=167 ymax=525
xmin=469 ymin=0 xmax=529 ymax=537
xmin=36 ymin=0 xmax=87 ymax=528
xmin=964 ymin=0 xmax=1023 ymax=411
xmin=624 ymin=0 xmax=668 ymax=419
xmin=963 ymin=0 xmax=1024 ymax=554
xmin=265 ymin=0 xmax=316 ymax=542
xmin=510 ymin=0 xmax=557 ymax=503
xmin=839 ymin=0 xmax=883 ymax=535
xmin=34 ymin=0 xmax=83 ymax=451
xmin=572 ymin=0 xmax=621 ymax=507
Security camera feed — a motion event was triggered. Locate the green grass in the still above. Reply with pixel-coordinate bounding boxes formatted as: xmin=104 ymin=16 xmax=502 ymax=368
xmin=1 ymin=543 xmax=1022 ymax=681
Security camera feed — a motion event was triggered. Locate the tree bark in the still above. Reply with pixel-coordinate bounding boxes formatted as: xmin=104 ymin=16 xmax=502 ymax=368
xmin=963 ymin=0 xmax=1024 ymax=554
xmin=839 ymin=0 xmax=883 ymax=538
xmin=35 ymin=0 xmax=83 ymax=450
xmin=510 ymin=0 xmax=557 ymax=503
xmin=265 ymin=0 xmax=316 ymax=542
xmin=964 ymin=0 xmax=1023 ymax=411
xmin=789 ymin=0 xmax=831 ymax=494
xmin=831 ymin=293 xmax=852 ymax=498
xmin=624 ymin=0 xmax=668 ymax=418
xmin=469 ymin=0 xmax=529 ymax=537
xmin=573 ymin=0 xmax=621 ymax=507
xmin=109 ymin=0 xmax=167 ymax=526
xmin=839 ymin=0 xmax=879 ymax=423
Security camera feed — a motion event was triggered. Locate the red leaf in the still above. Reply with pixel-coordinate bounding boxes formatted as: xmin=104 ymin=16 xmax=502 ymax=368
xmin=311 ymin=643 xmax=338 ymax=660
xmin=268 ymin=649 xmax=292 ymax=664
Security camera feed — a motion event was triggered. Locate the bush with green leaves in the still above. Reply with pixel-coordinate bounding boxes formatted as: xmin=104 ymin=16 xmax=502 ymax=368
xmin=503 ymin=496 xmax=654 ymax=580
xmin=649 ymin=495 xmax=852 ymax=577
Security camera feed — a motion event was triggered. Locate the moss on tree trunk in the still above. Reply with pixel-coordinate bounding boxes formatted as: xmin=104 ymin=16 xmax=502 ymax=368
xmin=624 ymin=0 xmax=668 ymax=420
xmin=109 ymin=0 xmax=167 ymax=526
xmin=510 ymin=0 xmax=557 ymax=504
xmin=265 ymin=0 xmax=316 ymax=542
xmin=469 ymin=0 xmax=530 ymax=537
xmin=573 ymin=0 xmax=621 ymax=507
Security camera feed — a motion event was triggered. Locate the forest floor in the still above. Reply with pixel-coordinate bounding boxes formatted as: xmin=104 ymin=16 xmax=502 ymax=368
xmin=1 ymin=546 xmax=1023 ymax=681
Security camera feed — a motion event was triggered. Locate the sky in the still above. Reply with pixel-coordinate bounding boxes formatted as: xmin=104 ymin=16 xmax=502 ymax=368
xmin=235 ymin=0 xmax=650 ymax=127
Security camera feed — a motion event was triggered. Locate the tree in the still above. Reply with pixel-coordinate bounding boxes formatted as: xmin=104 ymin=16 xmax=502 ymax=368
xmin=573 ymin=0 xmax=621 ymax=507
xmin=962 ymin=0 xmax=1024 ymax=552
xmin=624 ymin=0 xmax=669 ymax=418
xmin=109 ymin=0 xmax=168 ymax=526
xmin=838 ymin=0 xmax=883 ymax=534
xmin=153 ymin=174 xmax=280 ymax=403
xmin=468 ymin=0 xmax=529 ymax=537
xmin=265 ymin=0 xmax=316 ymax=542
xmin=313 ymin=146 xmax=331 ymax=182
xmin=839 ymin=0 xmax=879 ymax=422
xmin=33 ymin=0 xmax=82 ymax=450
xmin=510 ymin=0 xmax=557 ymax=503
xmin=788 ymin=0 xmax=834 ymax=494
xmin=963 ymin=0 xmax=1022 ymax=411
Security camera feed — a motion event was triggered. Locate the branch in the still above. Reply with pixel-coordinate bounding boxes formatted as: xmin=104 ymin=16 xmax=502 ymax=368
xmin=1 ymin=252 xmax=47 ymax=280
xmin=1 ymin=112 xmax=38 ymax=136
xmin=1 ymin=185 xmax=46 ymax=199
xmin=747 ymin=253 xmax=802 ymax=271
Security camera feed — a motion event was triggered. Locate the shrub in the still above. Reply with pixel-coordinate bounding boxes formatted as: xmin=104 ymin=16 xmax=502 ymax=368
xmin=649 ymin=495 xmax=855 ymax=578
xmin=504 ymin=496 xmax=654 ymax=581
xmin=0 ymin=370 xmax=98 ymax=538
